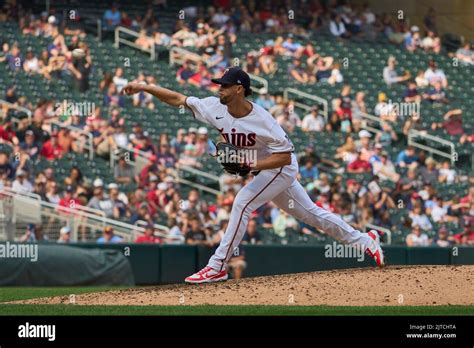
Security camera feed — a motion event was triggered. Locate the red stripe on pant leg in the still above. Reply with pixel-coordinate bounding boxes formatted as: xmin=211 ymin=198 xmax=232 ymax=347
xmin=219 ymin=167 xmax=284 ymax=271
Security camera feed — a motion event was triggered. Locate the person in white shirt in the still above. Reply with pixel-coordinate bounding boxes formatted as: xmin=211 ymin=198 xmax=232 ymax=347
xmin=301 ymin=106 xmax=325 ymax=132
xmin=12 ymin=170 xmax=33 ymax=193
xmin=406 ymin=225 xmax=430 ymax=246
xmin=424 ymin=60 xmax=448 ymax=87
xmin=329 ymin=14 xmax=348 ymax=38
xmin=121 ymin=66 xmax=385 ymax=283
xmin=438 ymin=160 xmax=456 ymax=184
xmin=112 ymin=67 xmax=128 ymax=93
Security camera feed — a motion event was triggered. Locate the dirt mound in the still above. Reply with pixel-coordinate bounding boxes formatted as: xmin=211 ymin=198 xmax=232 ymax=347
xmin=17 ymin=265 xmax=474 ymax=306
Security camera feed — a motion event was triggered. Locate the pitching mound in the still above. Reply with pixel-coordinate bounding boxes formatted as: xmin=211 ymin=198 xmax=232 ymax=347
xmin=17 ymin=265 xmax=473 ymax=306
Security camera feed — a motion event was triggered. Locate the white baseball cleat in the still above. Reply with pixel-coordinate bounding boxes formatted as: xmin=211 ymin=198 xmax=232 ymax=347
xmin=366 ymin=230 xmax=385 ymax=268
xmin=185 ymin=266 xmax=229 ymax=284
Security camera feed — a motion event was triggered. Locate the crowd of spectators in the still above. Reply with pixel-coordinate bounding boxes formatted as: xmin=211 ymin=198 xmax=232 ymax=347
xmin=0 ymin=1 xmax=472 ymax=252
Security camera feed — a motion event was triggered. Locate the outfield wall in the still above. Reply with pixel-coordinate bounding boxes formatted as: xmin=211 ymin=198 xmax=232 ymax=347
xmin=1 ymin=243 xmax=473 ymax=285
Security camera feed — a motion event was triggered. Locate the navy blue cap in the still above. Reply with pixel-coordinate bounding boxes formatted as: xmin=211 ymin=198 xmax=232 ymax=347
xmin=211 ymin=67 xmax=252 ymax=96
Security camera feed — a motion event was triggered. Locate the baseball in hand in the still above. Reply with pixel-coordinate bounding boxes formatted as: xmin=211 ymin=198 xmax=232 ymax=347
xmin=121 ymin=82 xmax=146 ymax=95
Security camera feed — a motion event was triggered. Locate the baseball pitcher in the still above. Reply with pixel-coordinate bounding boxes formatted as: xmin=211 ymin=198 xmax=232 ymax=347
xmin=122 ymin=67 xmax=385 ymax=284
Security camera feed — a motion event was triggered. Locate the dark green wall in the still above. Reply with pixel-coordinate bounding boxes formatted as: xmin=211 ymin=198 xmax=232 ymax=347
xmin=65 ymin=244 xmax=473 ymax=285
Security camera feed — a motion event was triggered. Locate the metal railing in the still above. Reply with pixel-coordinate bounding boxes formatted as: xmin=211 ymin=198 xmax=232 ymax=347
xmin=0 ymin=99 xmax=32 ymax=123
xmin=408 ymin=129 xmax=456 ymax=165
xmin=248 ymin=73 xmax=269 ymax=95
xmin=283 ymin=88 xmax=329 ymax=121
xmin=115 ymin=26 xmax=155 ymax=60
xmin=169 ymin=46 xmax=205 ymax=67
xmin=359 ymin=112 xmax=384 ymax=134
xmin=0 ymin=188 xmax=178 ymax=243
xmin=176 ymin=164 xmax=221 ymax=196
xmin=364 ymin=223 xmax=392 ymax=245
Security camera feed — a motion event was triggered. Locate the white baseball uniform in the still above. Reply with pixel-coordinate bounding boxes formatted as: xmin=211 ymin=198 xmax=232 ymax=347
xmin=185 ymin=96 xmax=376 ymax=271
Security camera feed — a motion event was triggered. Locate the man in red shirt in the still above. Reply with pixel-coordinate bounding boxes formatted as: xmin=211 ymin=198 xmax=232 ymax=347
xmin=347 ymin=151 xmax=372 ymax=173
xmin=57 ymin=185 xmax=81 ymax=215
xmin=135 ymin=224 xmax=162 ymax=244
xmin=40 ymin=135 xmax=63 ymax=160
xmin=0 ymin=119 xmax=18 ymax=145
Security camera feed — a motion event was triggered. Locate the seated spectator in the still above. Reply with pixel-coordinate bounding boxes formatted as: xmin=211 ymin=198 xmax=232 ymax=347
xmin=335 ymin=135 xmax=357 ymax=162
xmin=329 ymin=14 xmax=350 ymax=38
xmin=103 ymin=4 xmax=121 ymax=28
xmin=20 ymin=130 xmax=40 ymax=161
xmin=0 ymin=151 xmax=14 ymax=182
xmin=242 ymin=219 xmax=262 ymax=244
xmin=409 ymin=205 xmax=433 ymax=231
xmin=0 ymin=118 xmax=19 ymax=145
xmin=455 ymin=43 xmax=473 ymax=66
xmin=243 ymin=52 xmax=260 ymax=75
xmin=112 ymin=67 xmax=128 ymax=93
xmin=273 ymin=210 xmax=299 ymax=237
xmin=406 ymin=225 xmax=430 ymax=246
xmin=258 ymin=50 xmax=277 ymax=75
xmin=375 ymin=122 xmax=398 ymax=147
xmin=58 ymin=185 xmax=81 ymax=213
xmin=423 ymin=81 xmax=448 ymax=104
xmin=207 ymin=48 xmax=228 ymax=72
xmin=371 ymin=150 xmax=399 ymax=182
xmin=396 ymin=146 xmax=418 ymax=168
xmin=404 ymin=26 xmax=421 ymax=52
xmin=178 ymin=143 xmax=202 ymax=168
xmin=57 ymin=226 xmax=72 ymax=244
xmin=40 ymin=135 xmax=63 ymax=160
xmin=452 ymin=217 xmax=474 ymax=245
xmin=255 ymin=93 xmax=276 ymax=110
xmin=383 ymin=56 xmax=410 ymax=85
xmin=12 ymin=169 xmax=33 ymax=193
xmin=1 ymin=44 xmax=22 ymax=71
xmin=194 ymin=127 xmax=214 ymax=157
xmin=103 ymin=84 xmax=124 ymax=107
xmin=432 ymin=226 xmax=454 ymax=247
xmin=45 ymin=180 xmax=60 ymax=204
xmin=282 ymin=34 xmax=302 ymax=54
xmin=431 ymin=109 xmax=465 ymax=136
xmin=419 ymin=157 xmax=439 ymax=186
xmin=97 ymin=226 xmax=123 ymax=243
xmin=351 ymin=91 xmax=366 ymax=130
xmin=301 ymin=106 xmax=325 ymax=132
xmin=135 ymin=29 xmax=153 ymax=50
xmin=327 ymin=62 xmax=343 ymax=85
xmin=415 ymin=70 xmax=429 ymax=87
xmin=176 ymin=61 xmax=196 ymax=84
xmin=108 ymin=183 xmax=129 ymax=219
xmin=422 ymin=31 xmax=441 ymax=53
xmin=135 ymin=223 xmax=162 ymax=243
xmin=438 ymin=160 xmax=456 ymax=184
xmin=23 ymin=49 xmax=40 ymax=74
xmin=347 ymin=151 xmax=371 ymax=173
xmin=424 ymin=60 xmax=448 ymax=87
xmin=313 ymin=56 xmax=334 ymax=83
xmin=288 ymin=59 xmax=310 ymax=83
xmin=403 ymin=81 xmax=421 ymax=103
xmin=299 ymin=158 xmax=319 ymax=182
xmin=184 ymin=216 xmax=209 ymax=245
xmin=171 ymin=25 xmax=197 ymax=47
xmin=427 ymin=196 xmax=457 ymax=223
xmin=114 ymin=155 xmax=134 ymax=184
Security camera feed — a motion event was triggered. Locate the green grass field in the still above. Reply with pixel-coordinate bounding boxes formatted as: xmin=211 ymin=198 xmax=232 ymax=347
xmin=1 ymin=287 xmax=473 ymax=316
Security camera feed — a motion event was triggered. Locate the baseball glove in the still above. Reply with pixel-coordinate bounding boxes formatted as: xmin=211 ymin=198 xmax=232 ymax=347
xmin=213 ymin=141 xmax=252 ymax=177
